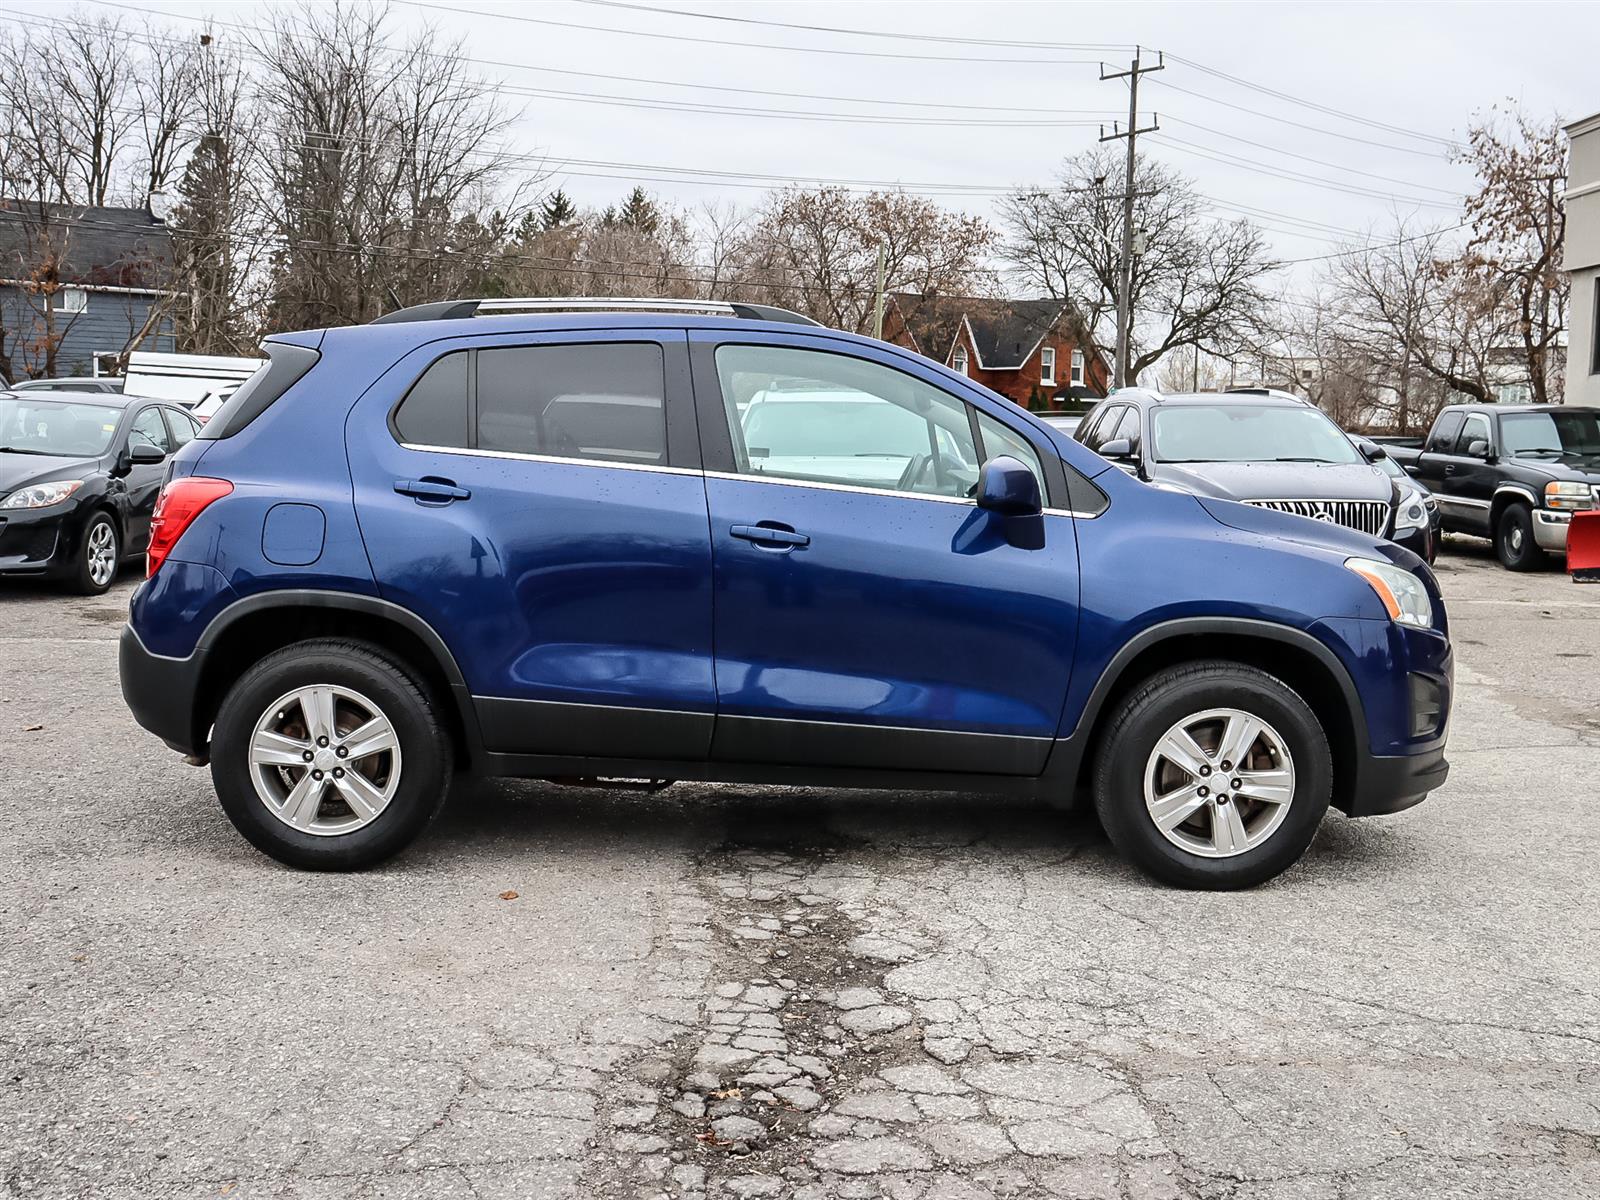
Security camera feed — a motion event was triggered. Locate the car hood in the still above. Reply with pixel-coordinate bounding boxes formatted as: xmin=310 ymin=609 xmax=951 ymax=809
xmin=1506 ymin=452 xmax=1600 ymax=481
xmin=1151 ymin=459 xmax=1394 ymax=503
xmin=0 ymin=451 xmax=97 ymax=497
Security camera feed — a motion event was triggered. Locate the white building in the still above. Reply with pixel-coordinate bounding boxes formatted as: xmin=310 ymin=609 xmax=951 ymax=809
xmin=1563 ymin=110 xmax=1600 ymax=405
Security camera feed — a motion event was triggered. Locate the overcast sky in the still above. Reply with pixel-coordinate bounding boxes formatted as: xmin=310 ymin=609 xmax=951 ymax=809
xmin=20 ymin=0 xmax=1600 ymax=290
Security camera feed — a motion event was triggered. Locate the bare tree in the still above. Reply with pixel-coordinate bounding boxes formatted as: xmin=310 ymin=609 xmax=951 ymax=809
xmin=253 ymin=2 xmax=524 ymax=328
xmin=1001 ymin=147 xmax=1277 ymax=382
xmin=739 ymin=187 xmax=995 ymax=334
xmin=1322 ymin=220 xmax=1508 ymax=434
xmin=1460 ymin=104 xmax=1568 ymax=403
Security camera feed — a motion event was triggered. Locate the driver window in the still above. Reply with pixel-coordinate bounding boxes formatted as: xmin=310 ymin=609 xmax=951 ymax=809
xmin=129 ymin=407 xmax=172 ymax=455
xmin=714 ymin=344 xmax=979 ymax=499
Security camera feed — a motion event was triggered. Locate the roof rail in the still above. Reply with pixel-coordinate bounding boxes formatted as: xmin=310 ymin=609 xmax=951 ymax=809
xmin=369 ymin=296 xmax=822 ymax=327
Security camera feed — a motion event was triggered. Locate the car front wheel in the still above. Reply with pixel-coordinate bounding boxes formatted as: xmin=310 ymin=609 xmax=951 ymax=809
xmin=1495 ymin=504 xmax=1548 ymax=571
xmin=71 ymin=512 xmax=119 ymax=595
xmin=210 ymin=639 xmax=453 ymax=869
xmin=1093 ymin=661 xmax=1333 ymax=889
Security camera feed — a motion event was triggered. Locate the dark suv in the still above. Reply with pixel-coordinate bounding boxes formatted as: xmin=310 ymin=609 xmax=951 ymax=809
xmin=119 ymin=299 xmax=1453 ymax=889
xmin=1074 ymin=389 xmax=1431 ymax=560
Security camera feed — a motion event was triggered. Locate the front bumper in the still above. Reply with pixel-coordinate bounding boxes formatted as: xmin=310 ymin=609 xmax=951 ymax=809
xmin=120 ymin=623 xmax=208 ymax=755
xmin=1534 ymin=508 xmax=1573 ymax=553
xmin=0 ymin=507 xmax=72 ymax=576
xmin=1346 ymin=744 xmax=1449 ymax=815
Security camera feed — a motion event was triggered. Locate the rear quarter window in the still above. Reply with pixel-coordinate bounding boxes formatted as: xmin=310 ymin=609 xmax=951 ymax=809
xmin=197 ymin=342 xmax=321 ymax=439
xmin=392 ymin=352 xmax=469 ymax=447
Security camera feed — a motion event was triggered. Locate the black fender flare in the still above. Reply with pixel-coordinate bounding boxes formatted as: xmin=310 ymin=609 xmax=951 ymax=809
xmin=193 ymin=588 xmax=483 ymax=756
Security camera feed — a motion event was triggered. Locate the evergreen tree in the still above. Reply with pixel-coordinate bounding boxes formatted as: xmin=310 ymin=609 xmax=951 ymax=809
xmin=617 ymin=186 xmax=661 ymax=236
xmin=539 ymin=188 xmax=578 ymax=230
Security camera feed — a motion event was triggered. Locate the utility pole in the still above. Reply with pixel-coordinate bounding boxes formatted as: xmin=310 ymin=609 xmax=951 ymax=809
xmin=871 ymin=243 xmax=887 ymax=340
xmin=1099 ymin=47 xmax=1163 ymax=389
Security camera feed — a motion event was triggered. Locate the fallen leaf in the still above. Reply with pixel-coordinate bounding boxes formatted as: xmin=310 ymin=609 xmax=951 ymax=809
xmin=498 ymin=890 xmax=519 ymax=901
xmin=23 ymin=725 xmax=42 ymax=732
xmin=711 ymin=1088 xmax=743 ymax=1100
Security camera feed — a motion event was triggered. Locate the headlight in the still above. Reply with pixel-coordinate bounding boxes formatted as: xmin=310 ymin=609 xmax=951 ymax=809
xmin=1393 ymin=495 xmax=1429 ymax=531
xmin=1346 ymin=557 xmax=1433 ymax=629
xmin=0 ymin=479 xmax=83 ymax=509
xmin=1545 ymin=481 xmax=1594 ymax=511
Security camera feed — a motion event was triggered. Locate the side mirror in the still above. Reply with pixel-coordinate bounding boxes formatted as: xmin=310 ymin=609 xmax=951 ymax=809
xmin=1099 ymin=437 xmax=1136 ymax=461
xmin=976 ymin=455 xmax=1042 ymax=517
xmin=1464 ymin=438 xmax=1490 ymax=459
xmin=128 ymin=442 xmax=166 ymax=465
xmin=1360 ymin=442 xmax=1388 ymax=463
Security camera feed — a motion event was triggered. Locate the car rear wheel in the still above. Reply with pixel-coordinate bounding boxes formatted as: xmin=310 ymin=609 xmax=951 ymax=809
xmin=70 ymin=512 xmax=119 ymax=595
xmin=1495 ymin=503 xmax=1548 ymax=571
xmin=210 ymin=639 xmax=453 ymax=869
xmin=1092 ymin=661 xmax=1332 ymax=889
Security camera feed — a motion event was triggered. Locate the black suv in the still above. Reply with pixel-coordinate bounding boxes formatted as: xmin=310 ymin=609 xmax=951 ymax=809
xmin=1075 ymin=389 xmax=1429 ymax=558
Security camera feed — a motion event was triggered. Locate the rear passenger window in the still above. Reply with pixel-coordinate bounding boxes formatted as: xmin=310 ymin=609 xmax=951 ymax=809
xmin=1427 ymin=411 xmax=1464 ymax=454
xmin=478 ymin=343 xmax=666 ymax=465
xmin=393 ymin=352 xmax=468 ymax=447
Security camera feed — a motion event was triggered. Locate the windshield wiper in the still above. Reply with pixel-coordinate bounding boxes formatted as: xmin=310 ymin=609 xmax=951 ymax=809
xmin=0 ymin=445 xmax=51 ymax=455
xmin=1271 ymin=456 xmax=1340 ymax=463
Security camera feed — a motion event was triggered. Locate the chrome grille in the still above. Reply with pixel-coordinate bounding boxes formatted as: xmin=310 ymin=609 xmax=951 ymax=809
xmin=1245 ymin=498 xmax=1390 ymax=536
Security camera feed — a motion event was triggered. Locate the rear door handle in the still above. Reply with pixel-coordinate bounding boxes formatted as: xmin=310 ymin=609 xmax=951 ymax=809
xmin=395 ymin=478 xmax=471 ymax=503
xmin=730 ymin=523 xmax=809 ymax=549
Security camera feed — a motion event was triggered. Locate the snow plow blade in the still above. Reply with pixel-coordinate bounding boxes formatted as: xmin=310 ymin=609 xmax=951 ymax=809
xmin=1570 ymin=510 xmax=1600 ymax=582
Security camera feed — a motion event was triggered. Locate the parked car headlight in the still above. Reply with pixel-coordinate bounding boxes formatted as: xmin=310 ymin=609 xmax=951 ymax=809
xmin=1393 ymin=493 xmax=1429 ymax=531
xmin=0 ymin=479 xmax=83 ymax=509
xmin=1544 ymin=481 xmax=1594 ymax=511
xmin=1345 ymin=557 xmax=1433 ymax=629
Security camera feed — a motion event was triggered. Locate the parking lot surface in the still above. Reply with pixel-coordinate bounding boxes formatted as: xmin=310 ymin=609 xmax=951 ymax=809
xmin=3 ymin=538 xmax=1598 ymax=1200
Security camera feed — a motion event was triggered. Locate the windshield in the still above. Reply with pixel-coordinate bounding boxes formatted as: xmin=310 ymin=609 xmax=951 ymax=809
xmin=1500 ymin=410 xmax=1600 ymax=458
xmin=0 ymin=397 xmax=120 ymax=456
xmin=1151 ymin=404 xmax=1364 ymax=464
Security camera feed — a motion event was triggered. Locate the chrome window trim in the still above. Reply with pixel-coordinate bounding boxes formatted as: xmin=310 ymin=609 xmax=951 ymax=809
xmin=398 ymin=442 xmax=703 ymax=477
xmin=397 ymin=444 xmax=1104 ymax=517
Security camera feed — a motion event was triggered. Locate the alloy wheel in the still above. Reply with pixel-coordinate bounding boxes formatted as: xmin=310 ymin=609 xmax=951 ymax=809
xmin=1142 ymin=706 xmax=1296 ymax=858
xmin=86 ymin=521 xmax=117 ymax=587
xmin=247 ymin=685 xmax=403 ymax=836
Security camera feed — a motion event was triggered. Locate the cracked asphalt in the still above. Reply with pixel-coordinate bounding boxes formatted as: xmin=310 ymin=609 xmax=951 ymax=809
xmin=3 ymin=535 xmax=1598 ymax=1200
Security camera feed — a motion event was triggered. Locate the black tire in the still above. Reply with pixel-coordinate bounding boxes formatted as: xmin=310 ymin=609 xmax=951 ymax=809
xmin=210 ymin=639 xmax=454 ymax=870
xmin=1495 ymin=503 xmax=1548 ymax=571
xmin=69 ymin=511 xmax=119 ymax=595
xmin=1092 ymin=661 xmax=1333 ymax=890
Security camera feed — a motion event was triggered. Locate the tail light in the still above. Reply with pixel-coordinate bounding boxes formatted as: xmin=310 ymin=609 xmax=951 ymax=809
xmin=147 ymin=477 xmax=233 ymax=577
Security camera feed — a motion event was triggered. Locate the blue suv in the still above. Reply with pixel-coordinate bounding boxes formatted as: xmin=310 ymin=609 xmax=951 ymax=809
xmin=119 ymin=299 xmax=1452 ymax=888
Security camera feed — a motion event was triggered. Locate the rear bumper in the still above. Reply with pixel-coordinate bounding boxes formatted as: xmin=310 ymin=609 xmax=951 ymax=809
xmin=120 ymin=624 xmax=207 ymax=755
xmin=1346 ymin=744 xmax=1449 ymax=816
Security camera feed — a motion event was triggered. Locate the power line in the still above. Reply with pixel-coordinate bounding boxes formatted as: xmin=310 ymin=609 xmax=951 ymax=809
xmin=1148 ymin=135 xmax=1460 ymax=209
xmin=568 ymin=0 xmax=1134 ymax=52
xmin=1146 ymin=78 xmax=1451 ymax=157
xmin=1163 ymin=117 xmax=1465 ymax=196
xmin=1163 ymin=52 xmax=1457 ymax=149
xmin=387 ymin=0 xmax=1109 ymax=67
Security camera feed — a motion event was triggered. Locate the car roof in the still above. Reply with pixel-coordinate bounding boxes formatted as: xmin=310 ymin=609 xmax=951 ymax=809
xmin=1 ymin=388 xmax=148 ymax=409
xmin=1119 ymin=390 xmax=1307 ymax=409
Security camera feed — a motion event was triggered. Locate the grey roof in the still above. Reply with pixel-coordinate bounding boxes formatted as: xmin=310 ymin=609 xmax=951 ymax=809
xmin=960 ymin=298 xmax=1069 ymax=369
xmin=0 ymin=201 xmax=172 ymax=290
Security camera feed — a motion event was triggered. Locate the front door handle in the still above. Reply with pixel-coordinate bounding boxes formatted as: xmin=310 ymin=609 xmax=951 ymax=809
xmin=395 ymin=477 xmax=471 ymax=504
xmin=730 ymin=523 xmax=810 ymax=549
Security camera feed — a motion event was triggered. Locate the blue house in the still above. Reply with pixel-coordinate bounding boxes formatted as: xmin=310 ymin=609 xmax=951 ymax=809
xmin=0 ymin=201 xmax=177 ymax=383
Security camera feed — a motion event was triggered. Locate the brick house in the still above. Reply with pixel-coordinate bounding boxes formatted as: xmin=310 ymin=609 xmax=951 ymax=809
xmin=882 ymin=292 xmax=1110 ymax=409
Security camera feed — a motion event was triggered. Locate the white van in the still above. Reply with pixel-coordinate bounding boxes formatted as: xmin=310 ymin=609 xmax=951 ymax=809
xmin=120 ymin=351 xmax=264 ymax=407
